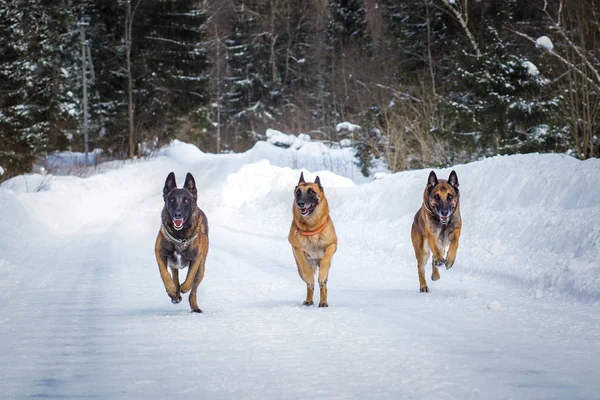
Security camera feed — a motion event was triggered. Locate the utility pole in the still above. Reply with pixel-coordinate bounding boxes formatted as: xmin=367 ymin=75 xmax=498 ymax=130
xmin=78 ymin=16 xmax=90 ymax=165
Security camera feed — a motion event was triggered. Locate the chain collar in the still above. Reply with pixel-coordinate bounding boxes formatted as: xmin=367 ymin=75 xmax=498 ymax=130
xmin=161 ymin=223 xmax=198 ymax=248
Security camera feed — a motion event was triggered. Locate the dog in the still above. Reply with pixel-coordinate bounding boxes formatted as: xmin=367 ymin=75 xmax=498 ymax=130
xmin=288 ymin=172 xmax=338 ymax=307
xmin=411 ymin=170 xmax=461 ymax=292
xmin=155 ymin=172 xmax=209 ymax=312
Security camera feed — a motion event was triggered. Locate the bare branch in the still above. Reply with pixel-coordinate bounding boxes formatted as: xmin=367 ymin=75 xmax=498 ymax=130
xmin=438 ymin=0 xmax=481 ymax=57
xmin=509 ymin=26 xmax=600 ymax=93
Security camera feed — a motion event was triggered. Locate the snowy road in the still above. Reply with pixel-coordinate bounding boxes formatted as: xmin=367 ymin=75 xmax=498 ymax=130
xmin=1 ymin=143 xmax=599 ymax=399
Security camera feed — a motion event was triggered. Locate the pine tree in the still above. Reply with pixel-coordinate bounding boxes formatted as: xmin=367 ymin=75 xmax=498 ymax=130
xmin=324 ymin=0 xmax=371 ymax=126
xmin=223 ymin=1 xmax=275 ymax=149
xmin=0 ymin=0 xmax=78 ymax=180
xmin=133 ymin=0 xmax=211 ymax=142
xmin=445 ymin=10 xmax=559 ymax=156
xmin=71 ymin=0 xmax=211 ymax=156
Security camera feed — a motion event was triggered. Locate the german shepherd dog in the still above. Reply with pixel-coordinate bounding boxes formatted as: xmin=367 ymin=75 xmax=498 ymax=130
xmin=411 ymin=171 xmax=461 ymax=293
xmin=155 ymin=172 xmax=209 ymax=312
xmin=288 ymin=172 xmax=338 ymax=307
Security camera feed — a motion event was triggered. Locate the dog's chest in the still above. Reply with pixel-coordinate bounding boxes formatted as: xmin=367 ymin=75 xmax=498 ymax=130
xmin=168 ymin=249 xmax=190 ymax=270
xmin=436 ymin=227 xmax=451 ymax=248
xmin=301 ymin=238 xmax=325 ymax=261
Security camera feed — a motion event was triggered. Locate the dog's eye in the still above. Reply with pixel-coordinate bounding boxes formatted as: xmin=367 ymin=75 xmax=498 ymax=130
xmin=183 ymin=198 xmax=188 ymax=204
xmin=170 ymin=198 xmax=175 ymax=203
xmin=295 ymin=189 xmax=301 ymax=198
xmin=434 ymin=194 xmax=441 ymax=201
xmin=307 ymin=189 xmax=315 ymax=195
xmin=447 ymin=194 xmax=453 ymax=201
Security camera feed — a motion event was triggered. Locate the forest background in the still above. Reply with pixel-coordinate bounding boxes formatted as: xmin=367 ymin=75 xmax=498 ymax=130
xmin=1 ymin=0 xmax=598 ymax=180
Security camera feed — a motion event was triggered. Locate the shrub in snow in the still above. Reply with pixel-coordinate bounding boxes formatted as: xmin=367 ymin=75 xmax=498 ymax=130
xmin=445 ymin=31 xmax=560 ymax=156
xmin=336 ymin=122 xmax=361 ymax=133
xmin=297 ymin=133 xmax=311 ymax=142
xmin=522 ymin=60 xmax=539 ymax=76
xmin=266 ymin=129 xmax=301 ymax=149
xmin=340 ymin=139 xmax=352 ymax=148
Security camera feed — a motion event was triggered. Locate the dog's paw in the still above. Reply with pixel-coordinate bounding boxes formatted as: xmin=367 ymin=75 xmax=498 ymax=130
xmin=180 ymin=283 xmax=191 ymax=294
xmin=431 ymin=270 xmax=441 ymax=281
xmin=318 ymin=302 xmax=328 ymax=307
xmin=420 ymin=286 xmax=430 ymax=293
xmin=303 ymin=301 xmax=314 ymax=306
xmin=445 ymin=262 xmax=454 ymax=270
xmin=190 ymin=307 xmax=202 ymax=313
xmin=432 ymin=258 xmax=446 ymax=267
xmin=170 ymin=294 xmax=182 ymax=304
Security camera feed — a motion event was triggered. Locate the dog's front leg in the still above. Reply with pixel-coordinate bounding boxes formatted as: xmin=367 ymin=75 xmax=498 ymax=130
xmin=171 ymin=268 xmax=180 ymax=293
xmin=188 ymin=253 xmax=206 ymax=313
xmin=317 ymin=243 xmax=337 ymax=308
xmin=181 ymin=253 xmax=202 ymax=294
xmin=445 ymin=227 xmax=461 ymax=270
xmin=426 ymin=230 xmax=445 ymax=267
xmin=155 ymin=240 xmax=181 ymax=304
xmin=292 ymin=246 xmax=315 ymax=306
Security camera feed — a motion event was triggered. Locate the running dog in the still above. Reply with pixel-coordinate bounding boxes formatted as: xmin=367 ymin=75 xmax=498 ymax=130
xmin=288 ymin=172 xmax=338 ymax=307
xmin=411 ymin=170 xmax=461 ymax=292
xmin=155 ymin=172 xmax=209 ymax=312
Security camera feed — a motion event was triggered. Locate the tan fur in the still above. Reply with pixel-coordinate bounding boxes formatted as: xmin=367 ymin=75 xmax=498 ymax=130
xmin=288 ymin=180 xmax=338 ymax=307
xmin=411 ymin=172 xmax=462 ymax=293
xmin=155 ymin=206 xmax=209 ymax=312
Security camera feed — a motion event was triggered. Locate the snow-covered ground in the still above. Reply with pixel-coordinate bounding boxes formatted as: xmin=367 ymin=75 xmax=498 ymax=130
xmin=1 ymin=140 xmax=599 ymax=399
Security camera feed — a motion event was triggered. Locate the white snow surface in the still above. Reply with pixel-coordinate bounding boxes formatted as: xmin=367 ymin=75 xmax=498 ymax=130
xmin=1 ymin=141 xmax=600 ymax=399
xmin=536 ymin=35 xmax=554 ymax=51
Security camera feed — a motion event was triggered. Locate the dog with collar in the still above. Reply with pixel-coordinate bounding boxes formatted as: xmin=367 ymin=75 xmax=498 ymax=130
xmin=155 ymin=172 xmax=209 ymax=312
xmin=411 ymin=170 xmax=461 ymax=292
xmin=288 ymin=172 xmax=338 ymax=307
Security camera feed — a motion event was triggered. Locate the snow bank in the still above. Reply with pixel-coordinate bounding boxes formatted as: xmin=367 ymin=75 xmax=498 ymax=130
xmin=244 ymin=136 xmax=365 ymax=183
xmin=2 ymin=138 xmax=599 ymax=302
xmin=202 ymin=151 xmax=600 ymax=302
xmin=158 ymin=139 xmax=204 ymax=164
xmin=0 ymin=190 xmax=44 ymax=256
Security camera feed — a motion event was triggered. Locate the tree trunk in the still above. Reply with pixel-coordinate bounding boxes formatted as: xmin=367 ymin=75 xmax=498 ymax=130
xmin=125 ymin=0 xmax=137 ymax=159
xmin=215 ymin=24 xmax=221 ymax=154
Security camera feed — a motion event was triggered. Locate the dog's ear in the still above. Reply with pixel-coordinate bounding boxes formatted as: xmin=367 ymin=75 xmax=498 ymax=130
xmin=184 ymin=173 xmax=197 ymax=198
xmin=427 ymin=171 xmax=438 ymax=188
xmin=163 ymin=172 xmax=177 ymax=200
xmin=314 ymin=175 xmax=323 ymax=190
xmin=448 ymin=170 xmax=459 ymax=189
xmin=298 ymin=172 xmax=305 ymax=184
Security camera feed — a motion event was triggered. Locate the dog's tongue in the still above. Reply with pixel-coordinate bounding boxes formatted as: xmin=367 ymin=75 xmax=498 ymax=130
xmin=173 ymin=218 xmax=184 ymax=228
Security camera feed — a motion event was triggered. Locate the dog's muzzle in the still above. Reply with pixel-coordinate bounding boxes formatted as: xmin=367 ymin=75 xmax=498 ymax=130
xmin=439 ymin=214 xmax=451 ymax=224
xmin=297 ymin=203 xmax=315 ymax=216
xmin=173 ymin=218 xmax=185 ymax=230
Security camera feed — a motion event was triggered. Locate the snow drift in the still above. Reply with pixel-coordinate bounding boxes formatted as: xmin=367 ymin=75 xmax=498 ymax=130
xmin=3 ymin=141 xmax=598 ymax=300
xmin=1 ymin=139 xmax=600 ymax=399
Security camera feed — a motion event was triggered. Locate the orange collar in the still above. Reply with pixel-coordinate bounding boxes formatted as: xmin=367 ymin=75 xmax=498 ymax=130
xmin=295 ymin=221 xmax=327 ymax=236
